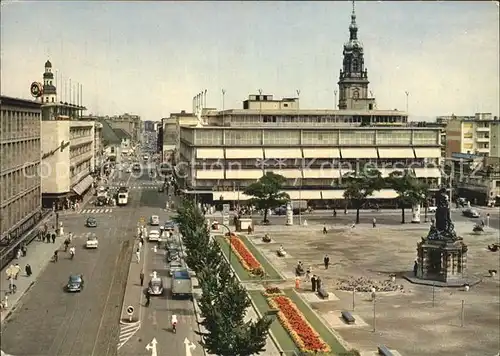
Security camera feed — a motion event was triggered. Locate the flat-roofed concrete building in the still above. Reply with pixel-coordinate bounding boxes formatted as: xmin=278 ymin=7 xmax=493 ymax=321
xmin=0 ymin=96 xmax=42 ymax=242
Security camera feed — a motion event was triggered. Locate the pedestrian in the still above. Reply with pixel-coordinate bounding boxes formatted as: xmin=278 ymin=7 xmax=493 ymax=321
xmin=322 ymin=224 xmax=327 ymax=234
xmin=145 ymin=291 xmax=151 ymax=307
xmin=311 ymin=275 xmax=317 ymax=292
xmin=25 ymin=264 xmax=32 ymax=277
xmin=140 ymin=237 xmax=144 ymax=245
xmin=372 ymin=217 xmax=377 ymax=228
xmin=136 ymin=249 xmax=140 ymax=263
xmin=14 ymin=264 xmax=21 ymax=279
xmin=21 ymin=244 xmax=27 ymax=257
xmin=316 ymin=276 xmax=322 ymax=291
xmin=140 ymin=270 xmax=145 ymax=286
xmin=16 ymin=248 xmax=22 ymax=259
xmin=64 ymin=238 xmax=70 ymax=252
xmin=413 ymin=260 xmax=418 ymax=277
xmin=138 ymin=241 xmax=143 ymax=250
xmin=53 ymin=250 xmax=58 ymax=262
xmin=333 ymin=208 xmax=337 ymax=217
xmin=51 ymin=233 xmax=56 ymax=243
xmin=323 ymin=255 xmax=330 ymax=269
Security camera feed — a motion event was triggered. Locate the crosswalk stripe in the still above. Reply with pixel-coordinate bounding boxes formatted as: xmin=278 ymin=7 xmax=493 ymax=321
xmin=118 ymin=322 xmax=141 ymax=350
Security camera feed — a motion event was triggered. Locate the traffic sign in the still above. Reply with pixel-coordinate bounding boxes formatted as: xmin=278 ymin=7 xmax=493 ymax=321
xmin=126 ymin=306 xmax=134 ymax=315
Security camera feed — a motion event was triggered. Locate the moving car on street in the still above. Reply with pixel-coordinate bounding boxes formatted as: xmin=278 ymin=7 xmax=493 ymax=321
xmin=148 ymin=276 xmax=164 ymax=296
xmin=86 ymin=217 xmax=97 ymax=227
xmin=66 ymin=274 xmax=84 ymax=292
xmin=148 ymin=229 xmax=160 ymax=242
xmin=462 ymin=208 xmax=480 ymax=218
xmin=171 ymin=270 xmax=192 ymax=298
xmin=86 ymin=236 xmax=99 ymax=249
xmin=150 ymin=215 xmax=160 ymax=226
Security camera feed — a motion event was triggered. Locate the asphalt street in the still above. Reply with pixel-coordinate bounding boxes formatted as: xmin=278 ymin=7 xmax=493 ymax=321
xmin=118 ymin=171 xmax=203 ymax=356
xmin=0 ymin=169 xmax=149 ymax=356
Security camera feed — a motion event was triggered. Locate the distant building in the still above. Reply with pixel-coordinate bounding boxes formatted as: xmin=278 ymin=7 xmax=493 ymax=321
xmin=144 ymin=120 xmax=155 ymax=132
xmin=96 ymin=119 xmax=122 ymax=164
xmin=161 ymin=110 xmax=198 ymax=163
xmin=94 ymin=122 xmax=104 ymax=171
xmin=444 ymin=113 xmax=499 ymax=157
xmin=113 ymin=128 xmax=132 ymax=155
xmin=489 ymin=122 xmax=500 ymax=157
xmin=106 ymin=113 xmax=141 ymax=142
xmin=0 ymin=96 xmax=42 ymax=242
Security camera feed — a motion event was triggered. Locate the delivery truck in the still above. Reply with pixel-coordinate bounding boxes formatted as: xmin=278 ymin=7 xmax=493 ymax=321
xmin=171 ymin=270 xmax=192 ymax=299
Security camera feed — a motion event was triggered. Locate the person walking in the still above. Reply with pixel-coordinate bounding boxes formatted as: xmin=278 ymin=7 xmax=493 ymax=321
xmin=53 ymin=250 xmax=59 ymax=262
xmin=322 ymin=224 xmax=327 ymax=234
xmin=323 ymin=255 xmax=330 ymax=269
xmin=140 ymin=270 xmax=145 ymax=286
xmin=145 ymin=291 xmax=151 ymax=307
xmin=372 ymin=217 xmax=377 ymax=228
xmin=21 ymin=244 xmax=27 ymax=257
xmin=135 ymin=249 xmax=141 ymax=263
xmin=14 ymin=264 xmax=21 ymax=279
xmin=25 ymin=264 xmax=32 ymax=277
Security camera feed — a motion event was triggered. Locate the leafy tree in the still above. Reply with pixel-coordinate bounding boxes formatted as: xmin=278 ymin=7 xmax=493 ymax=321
xmin=244 ymin=172 xmax=290 ymax=223
xmin=342 ymin=168 xmax=384 ymax=224
xmin=174 ymin=198 xmax=272 ymax=356
xmin=387 ymin=170 xmax=429 ymax=224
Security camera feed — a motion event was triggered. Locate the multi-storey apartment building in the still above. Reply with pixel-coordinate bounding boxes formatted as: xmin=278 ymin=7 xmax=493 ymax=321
xmin=94 ymin=122 xmax=104 ymax=172
xmin=0 ymin=96 xmax=42 ymax=242
xmin=41 ymin=120 xmax=95 ymax=208
xmin=489 ymin=122 xmax=500 ymax=158
xmin=162 ymin=110 xmax=198 ymax=163
xmin=445 ymin=113 xmax=499 ymax=157
xmin=107 ymin=113 xmax=141 ymax=142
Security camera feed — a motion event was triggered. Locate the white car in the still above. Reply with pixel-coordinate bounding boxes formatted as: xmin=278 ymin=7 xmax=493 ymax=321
xmin=86 ymin=236 xmax=98 ymax=249
xmin=150 ymin=215 xmax=160 ymax=226
xmin=148 ymin=229 xmax=160 ymax=242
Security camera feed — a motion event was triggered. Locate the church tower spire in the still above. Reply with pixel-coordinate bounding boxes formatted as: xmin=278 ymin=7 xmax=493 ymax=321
xmin=337 ymin=0 xmax=376 ymax=111
xmin=42 ymin=60 xmax=57 ymax=104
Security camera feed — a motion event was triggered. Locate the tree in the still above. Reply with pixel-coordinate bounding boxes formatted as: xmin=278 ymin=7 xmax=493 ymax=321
xmin=343 ymin=168 xmax=384 ymax=224
xmin=244 ymin=172 xmax=290 ymax=223
xmin=387 ymin=170 xmax=430 ymax=224
xmin=174 ymin=198 xmax=272 ymax=355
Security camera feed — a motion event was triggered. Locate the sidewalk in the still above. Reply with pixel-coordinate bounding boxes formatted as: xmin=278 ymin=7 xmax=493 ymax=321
xmin=1 ymin=237 xmax=66 ymax=324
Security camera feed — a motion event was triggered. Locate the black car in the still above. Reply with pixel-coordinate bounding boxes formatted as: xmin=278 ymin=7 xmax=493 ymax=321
xmin=66 ymin=274 xmax=84 ymax=292
xmin=86 ymin=217 xmax=97 ymax=227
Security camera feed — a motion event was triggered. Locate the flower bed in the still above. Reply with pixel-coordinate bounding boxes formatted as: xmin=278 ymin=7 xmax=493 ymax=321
xmin=262 ymin=286 xmax=283 ymax=297
xmin=227 ymin=236 xmax=262 ymax=273
xmin=267 ymin=295 xmax=330 ymax=353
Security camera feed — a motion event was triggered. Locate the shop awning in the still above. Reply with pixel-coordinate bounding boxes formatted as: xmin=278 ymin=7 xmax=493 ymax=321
xmin=226 ymin=169 xmax=263 ymax=179
xmin=341 ymin=148 xmax=378 ymax=159
xmin=225 ymin=148 xmax=263 ymax=159
xmin=378 ymin=148 xmax=415 ymax=159
xmin=196 ymin=148 xmax=223 ymax=159
xmin=302 ymin=148 xmax=340 ymax=158
xmin=320 ymin=190 xmax=345 ymax=200
xmin=195 ymin=169 xmax=224 ymax=179
xmin=303 ymin=169 xmax=341 ymax=179
xmin=413 ymin=168 xmax=442 ymax=178
xmin=72 ymin=175 xmax=94 ymax=196
xmin=264 ymin=148 xmax=302 ymax=159
xmin=213 ymin=191 xmax=252 ymax=201
xmin=266 ymin=169 xmax=302 ymax=178
xmin=414 ymin=147 xmax=441 ymax=158
xmin=368 ymin=189 xmax=399 ymax=199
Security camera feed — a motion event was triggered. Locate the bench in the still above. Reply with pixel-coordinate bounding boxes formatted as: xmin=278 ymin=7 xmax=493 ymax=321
xmin=317 ymin=288 xmax=329 ymax=299
xmin=341 ymin=311 xmax=355 ymax=324
xmin=377 ymin=345 xmax=393 ymax=356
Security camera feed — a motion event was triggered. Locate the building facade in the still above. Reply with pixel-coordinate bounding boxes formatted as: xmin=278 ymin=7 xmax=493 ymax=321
xmin=41 ymin=120 xmax=95 ymax=207
xmin=113 ymin=128 xmax=132 ymax=155
xmin=444 ymin=113 xmax=499 ymax=157
xmin=94 ymin=122 xmax=104 ymax=172
xmin=162 ymin=111 xmax=198 ymax=163
xmin=489 ymin=122 xmax=500 ymax=157
xmin=107 ymin=113 xmax=141 ymax=142
xmin=0 ymin=96 xmax=42 ymax=242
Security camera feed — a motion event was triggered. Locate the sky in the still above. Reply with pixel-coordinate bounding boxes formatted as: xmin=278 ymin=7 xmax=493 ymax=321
xmin=1 ymin=1 xmax=499 ymax=121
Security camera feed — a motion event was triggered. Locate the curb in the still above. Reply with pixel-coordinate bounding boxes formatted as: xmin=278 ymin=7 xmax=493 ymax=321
xmin=243 ymin=234 xmax=287 ymax=281
xmin=119 ymin=319 xmax=141 ymax=326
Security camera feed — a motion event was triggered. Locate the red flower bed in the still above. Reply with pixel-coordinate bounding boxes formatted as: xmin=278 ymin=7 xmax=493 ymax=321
xmin=263 ymin=286 xmax=283 ymax=296
xmin=228 ymin=236 xmax=262 ymax=271
xmin=269 ymin=295 xmax=330 ymax=353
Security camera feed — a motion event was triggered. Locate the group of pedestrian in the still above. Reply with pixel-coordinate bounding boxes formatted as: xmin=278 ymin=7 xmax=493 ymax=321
xmin=52 ymin=232 xmax=75 ymax=262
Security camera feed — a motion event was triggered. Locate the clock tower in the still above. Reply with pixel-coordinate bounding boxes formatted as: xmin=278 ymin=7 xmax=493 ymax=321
xmin=337 ymin=1 xmax=376 ymax=111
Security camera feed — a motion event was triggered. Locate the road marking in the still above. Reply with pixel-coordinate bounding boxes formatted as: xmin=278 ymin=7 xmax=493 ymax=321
xmin=117 ymin=322 xmax=141 ymax=350
xmin=184 ymin=338 xmax=196 ymax=356
xmin=145 ymin=338 xmax=158 ymax=356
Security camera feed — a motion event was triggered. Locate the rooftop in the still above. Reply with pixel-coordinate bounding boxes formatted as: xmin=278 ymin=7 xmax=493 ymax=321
xmin=113 ymin=128 xmax=132 ymax=140
xmin=209 ymin=108 xmax=407 ymax=116
xmin=97 ymin=119 xmax=121 ymax=145
xmin=0 ymin=95 xmax=42 ymax=109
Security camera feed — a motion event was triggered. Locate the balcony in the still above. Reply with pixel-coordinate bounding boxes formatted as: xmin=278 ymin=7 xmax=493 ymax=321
xmin=476 ymin=126 xmax=490 ymax=132
xmin=476 ymin=137 xmax=489 ymax=142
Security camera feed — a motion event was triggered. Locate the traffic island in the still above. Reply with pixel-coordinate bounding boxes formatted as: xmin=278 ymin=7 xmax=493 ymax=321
xmin=214 ymin=235 xmax=283 ymax=282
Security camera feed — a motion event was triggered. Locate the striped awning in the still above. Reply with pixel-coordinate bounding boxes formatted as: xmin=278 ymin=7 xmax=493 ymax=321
xmin=72 ymin=175 xmax=94 ymax=196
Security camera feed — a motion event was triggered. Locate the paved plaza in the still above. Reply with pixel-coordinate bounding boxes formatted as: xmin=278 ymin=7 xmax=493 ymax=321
xmin=246 ymin=220 xmax=500 ymax=356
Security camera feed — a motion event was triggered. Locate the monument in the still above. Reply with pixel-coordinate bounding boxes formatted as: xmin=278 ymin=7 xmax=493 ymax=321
xmin=406 ymin=188 xmax=478 ymax=287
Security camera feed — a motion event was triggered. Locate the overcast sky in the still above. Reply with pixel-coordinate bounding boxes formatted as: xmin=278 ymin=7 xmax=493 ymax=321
xmin=1 ymin=1 xmax=498 ymax=121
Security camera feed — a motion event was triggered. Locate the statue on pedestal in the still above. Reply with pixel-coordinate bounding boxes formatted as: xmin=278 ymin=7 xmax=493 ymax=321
xmin=427 ymin=188 xmax=459 ymax=241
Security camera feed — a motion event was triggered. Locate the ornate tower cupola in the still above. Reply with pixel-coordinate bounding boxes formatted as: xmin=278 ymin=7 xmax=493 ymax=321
xmin=42 ymin=60 xmax=57 ymax=103
xmin=337 ymin=1 xmax=376 ymax=111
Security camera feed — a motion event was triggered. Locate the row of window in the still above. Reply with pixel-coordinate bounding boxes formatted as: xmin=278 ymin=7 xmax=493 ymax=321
xmin=0 ymin=140 xmax=41 ymax=172
xmin=0 ymin=187 xmax=40 ymax=236
xmin=192 ymin=129 xmax=438 ymax=146
xmin=70 ymin=143 xmax=92 ymax=159
xmin=0 ymin=165 xmax=40 ymax=204
xmin=70 ymin=127 xmax=93 ymax=140
xmin=0 ymin=110 xmax=41 ymax=140
xmin=70 ymin=160 xmax=91 ymax=180
xmin=225 ymin=114 xmax=406 ymax=125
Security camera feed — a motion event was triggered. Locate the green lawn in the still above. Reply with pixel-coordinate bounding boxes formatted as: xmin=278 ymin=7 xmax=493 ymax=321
xmin=284 ymin=289 xmax=347 ymax=355
xmin=247 ymin=290 xmax=298 ymax=354
xmin=215 ymin=235 xmax=283 ymax=282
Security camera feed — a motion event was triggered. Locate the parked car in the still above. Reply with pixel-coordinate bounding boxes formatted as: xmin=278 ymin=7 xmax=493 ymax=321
xmin=150 ymin=215 xmax=160 ymax=226
xmin=148 ymin=229 xmax=161 ymax=242
xmin=86 ymin=236 xmax=99 ymax=249
xmin=66 ymin=274 xmax=84 ymax=292
xmin=148 ymin=276 xmax=164 ymax=296
xmin=86 ymin=217 xmax=97 ymax=227
xmin=167 ymin=249 xmax=180 ymax=262
xmin=164 ymin=221 xmax=176 ymax=231
xmin=168 ymin=260 xmax=184 ymax=276
xmin=462 ymin=208 xmax=480 ymax=218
